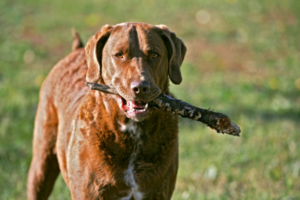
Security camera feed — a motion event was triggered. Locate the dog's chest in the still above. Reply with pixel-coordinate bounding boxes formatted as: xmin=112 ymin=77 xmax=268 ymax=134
xmin=119 ymin=120 xmax=144 ymax=200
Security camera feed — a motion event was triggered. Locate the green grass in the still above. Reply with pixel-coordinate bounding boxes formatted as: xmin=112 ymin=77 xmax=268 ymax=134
xmin=1 ymin=0 xmax=299 ymax=199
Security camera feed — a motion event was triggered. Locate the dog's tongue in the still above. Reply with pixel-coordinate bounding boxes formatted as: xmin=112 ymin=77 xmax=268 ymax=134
xmin=117 ymin=96 xmax=147 ymax=112
xmin=128 ymin=101 xmax=146 ymax=108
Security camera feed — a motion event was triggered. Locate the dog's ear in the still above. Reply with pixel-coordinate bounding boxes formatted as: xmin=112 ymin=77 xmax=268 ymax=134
xmin=156 ymin=25 xmax=187 ymax=85
xmin=85 ymin=24 xmax=113 ymax=83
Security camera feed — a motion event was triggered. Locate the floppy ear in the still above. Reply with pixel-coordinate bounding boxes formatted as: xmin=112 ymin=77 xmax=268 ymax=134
xmin=156 ymin=25 xmax=187 ymax=85
xmin=85 ymin=24 xmax=113 ymax=83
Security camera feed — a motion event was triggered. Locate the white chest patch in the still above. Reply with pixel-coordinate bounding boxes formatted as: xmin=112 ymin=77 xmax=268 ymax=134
xmin=119 ymin=120 xmax=144 ymax=200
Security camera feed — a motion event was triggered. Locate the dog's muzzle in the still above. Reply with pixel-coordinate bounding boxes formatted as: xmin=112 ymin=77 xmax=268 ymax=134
xmin=116 ymin=95 xmax=151 ymax=121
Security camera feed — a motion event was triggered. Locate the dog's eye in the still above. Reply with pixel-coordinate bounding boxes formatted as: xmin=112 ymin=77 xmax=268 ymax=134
xmin=151 ymin=53 xmax=159 ymax=59
xmin=115 ymin=53 xmax=124 ymax=59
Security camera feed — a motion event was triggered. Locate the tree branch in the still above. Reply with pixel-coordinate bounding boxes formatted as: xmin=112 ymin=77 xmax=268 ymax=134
xmin=86 ymin=82 xmax=241 ymax=136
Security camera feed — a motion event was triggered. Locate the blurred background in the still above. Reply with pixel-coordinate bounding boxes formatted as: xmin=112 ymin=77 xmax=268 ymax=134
xmin=1 ymin=0 xmax=299 ymax=199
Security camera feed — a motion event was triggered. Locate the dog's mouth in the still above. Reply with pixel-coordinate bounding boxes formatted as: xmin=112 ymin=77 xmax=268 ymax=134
xmin=116 ymin=95 xmax=150 ymax=121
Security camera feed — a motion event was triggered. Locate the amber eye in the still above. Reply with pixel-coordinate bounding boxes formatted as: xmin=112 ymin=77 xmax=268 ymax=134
xmin=151 ymin=53 xmax=159 ymax=59
xmin=115 ymin=53 xmax=123 ymax=59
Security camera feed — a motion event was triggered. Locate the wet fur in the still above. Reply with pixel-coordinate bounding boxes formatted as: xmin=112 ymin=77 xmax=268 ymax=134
xmin=27 ymin=23 xmax=186 ymax=200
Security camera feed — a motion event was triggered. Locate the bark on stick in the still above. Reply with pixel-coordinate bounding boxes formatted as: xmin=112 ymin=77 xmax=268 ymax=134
xmin=86 ymin=82 xmax=241 ymax=136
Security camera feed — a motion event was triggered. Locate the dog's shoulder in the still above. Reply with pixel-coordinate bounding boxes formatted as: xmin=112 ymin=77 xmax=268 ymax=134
xmin=40 ymin=49 xmax=88 ymax=111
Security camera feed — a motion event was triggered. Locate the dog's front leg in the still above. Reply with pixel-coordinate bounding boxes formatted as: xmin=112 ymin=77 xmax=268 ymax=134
xmin=27 ymin=92 xmax=60 ymax=200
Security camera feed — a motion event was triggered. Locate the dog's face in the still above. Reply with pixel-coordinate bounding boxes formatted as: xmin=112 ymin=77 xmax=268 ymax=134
xmin=85 ymin=23 xmax=186 ymax=121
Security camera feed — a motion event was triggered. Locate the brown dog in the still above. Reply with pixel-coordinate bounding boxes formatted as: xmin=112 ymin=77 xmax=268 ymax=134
xmin=27 ymin=22 xmax=186 ymax=200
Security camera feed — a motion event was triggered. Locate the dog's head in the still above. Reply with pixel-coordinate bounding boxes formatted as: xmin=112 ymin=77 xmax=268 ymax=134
xmin=85 ymin=23 xmax=186 ymax=121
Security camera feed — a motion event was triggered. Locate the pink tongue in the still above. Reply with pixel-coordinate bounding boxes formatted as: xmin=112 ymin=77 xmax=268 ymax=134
xmin=117 ymin=96 xmax=147 ymax=111
xmin=128 ymin=101 xmax=146 ymax=109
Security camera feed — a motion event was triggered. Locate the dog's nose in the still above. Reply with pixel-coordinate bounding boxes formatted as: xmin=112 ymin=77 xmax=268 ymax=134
xmin=131 ymin=81 xmax=150 ymax=94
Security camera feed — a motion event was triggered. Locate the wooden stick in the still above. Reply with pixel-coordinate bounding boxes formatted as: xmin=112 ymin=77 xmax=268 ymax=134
xmin=86 ymin=82 xmax=241 ymax=136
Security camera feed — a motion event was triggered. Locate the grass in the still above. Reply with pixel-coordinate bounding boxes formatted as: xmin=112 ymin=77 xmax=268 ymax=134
xmin=1 ymin=0 xmax=299 ymax=199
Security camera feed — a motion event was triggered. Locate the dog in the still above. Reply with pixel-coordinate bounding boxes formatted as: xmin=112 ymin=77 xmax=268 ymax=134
xmin=27 ymin=22 xmax=186 ymax=200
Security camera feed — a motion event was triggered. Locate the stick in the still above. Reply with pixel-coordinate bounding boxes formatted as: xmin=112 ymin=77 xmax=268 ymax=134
xmin=86 ymin=82 xmax=241 ymax=136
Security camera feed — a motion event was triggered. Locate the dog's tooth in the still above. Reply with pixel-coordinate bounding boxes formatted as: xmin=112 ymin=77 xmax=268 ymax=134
xmin=145 ymin=103 xmax=148 ymax=110
xmin=129 ymin=102 xmax=134 ymax=110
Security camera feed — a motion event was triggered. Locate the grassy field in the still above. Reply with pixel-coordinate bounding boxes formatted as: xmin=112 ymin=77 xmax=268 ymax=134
xmin=1 ymin=0 xmax=300 ymax=199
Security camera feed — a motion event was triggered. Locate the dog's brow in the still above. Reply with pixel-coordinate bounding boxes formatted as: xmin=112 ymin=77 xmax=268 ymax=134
xmin=145 ymin=46 xmax=163 ymax=54
xmin=145 ymin=47 xmax=154 ymax=52
xmin=113 ymin=43 xmax=128 ymax=51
